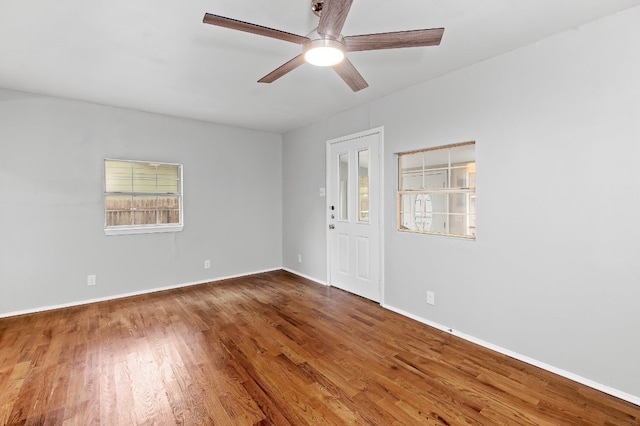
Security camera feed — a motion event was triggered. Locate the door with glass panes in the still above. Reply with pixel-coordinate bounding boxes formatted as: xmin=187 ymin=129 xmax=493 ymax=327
xmin=327 ymin=130 xmax=381 ymax=302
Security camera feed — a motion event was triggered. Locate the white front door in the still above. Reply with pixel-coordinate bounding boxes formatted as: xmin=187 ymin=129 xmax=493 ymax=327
xmin=327 ymin=129 xmax=382 ymax=302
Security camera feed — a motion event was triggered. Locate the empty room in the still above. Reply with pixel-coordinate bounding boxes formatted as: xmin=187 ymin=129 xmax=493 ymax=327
xmin=1 ymin=0 xmax=640 ymax=424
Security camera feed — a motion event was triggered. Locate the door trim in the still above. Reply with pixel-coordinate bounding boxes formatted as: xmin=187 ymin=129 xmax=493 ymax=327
xmin=326 ymin=127 xmax=384 ymax=304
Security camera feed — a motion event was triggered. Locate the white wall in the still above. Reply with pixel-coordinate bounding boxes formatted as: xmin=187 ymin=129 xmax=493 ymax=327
xmin=282 ymin=106 xmax=373 ymax=281
xmin=0 ymin=90 xmax=282 ymax=315
xmin=282 ymin=6 xmax=640 ymax=400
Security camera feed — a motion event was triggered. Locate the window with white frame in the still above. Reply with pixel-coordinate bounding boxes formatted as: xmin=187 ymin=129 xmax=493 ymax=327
xmin=398 ymin=142 xmax=475 ymax=238
xmin=104 ymin=159 xmax=183 ymax=235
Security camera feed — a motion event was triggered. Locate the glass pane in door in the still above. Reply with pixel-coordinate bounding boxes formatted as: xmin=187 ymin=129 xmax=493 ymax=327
xmin=339 ymin=152 xmax=349 ymax=221
xmin=358 ymin=149 xmax=369 ymax=222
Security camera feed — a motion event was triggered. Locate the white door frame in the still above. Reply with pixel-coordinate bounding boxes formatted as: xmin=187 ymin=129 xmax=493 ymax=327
xmin=326 ymin=127 xmax=384 ymax=303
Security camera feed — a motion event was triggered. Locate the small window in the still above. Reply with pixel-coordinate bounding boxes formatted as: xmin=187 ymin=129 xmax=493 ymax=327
xmin=104 ymin=159 xmax=183 ymax=235
xmin=398 ymin=142 xmax=475 ymax=238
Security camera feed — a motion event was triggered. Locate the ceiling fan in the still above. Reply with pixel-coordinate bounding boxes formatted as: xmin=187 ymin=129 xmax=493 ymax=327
xmin=203 ymin=0 xmax=444 ymax=92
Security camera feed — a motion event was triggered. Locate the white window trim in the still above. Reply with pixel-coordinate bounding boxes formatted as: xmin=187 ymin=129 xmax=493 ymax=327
xmin=104 ymin=159 xmax=184 ymax=236
xmin=104 ymin=223 xmax=184 ymax=236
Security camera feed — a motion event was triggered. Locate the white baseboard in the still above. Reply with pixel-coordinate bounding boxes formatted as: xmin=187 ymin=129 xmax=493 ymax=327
xmin=0 ymin=267 xmax=281 ymax=319
xmin=382 ymin=303 xmax=640 ymax=407
xmin=282 ymin=267 xmax=328 ymax=286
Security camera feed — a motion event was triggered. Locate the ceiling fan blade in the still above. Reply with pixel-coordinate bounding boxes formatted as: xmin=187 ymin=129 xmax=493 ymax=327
xmin=344 ymin=28 xmax=444 ymax=52
xmin=317 ymin=0 xmax=354 ymax=39
xmin=203 ymin=13 xmax=310 ymax=45
xmin=258 ymin=55 xmax=306 ymax=84
xmin=332 ymin=58 xmax=368 ymax=92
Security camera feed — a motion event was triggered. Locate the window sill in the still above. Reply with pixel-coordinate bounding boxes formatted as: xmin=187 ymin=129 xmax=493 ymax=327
xmin=397 ymin=228 xmax=476 ymax=240
xmin=105 ymin=224 xmax=184 ymax=236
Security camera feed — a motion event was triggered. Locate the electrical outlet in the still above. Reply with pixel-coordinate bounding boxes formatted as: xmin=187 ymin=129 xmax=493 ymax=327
xmin=204 ymin=260 xmax=211 ymax=269
xmin=87 ymin=275 xmax=96 ymax=286
xmin=427 ymin=291 xmax=435 ymax=306
xmin=298 ymin=254 xmax=302 ymax=263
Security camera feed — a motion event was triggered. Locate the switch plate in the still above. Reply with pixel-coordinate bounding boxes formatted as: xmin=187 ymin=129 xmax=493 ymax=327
xmin=87 ymin=275 xmax=96 ymax=286
xmin=298 ymin=254 xmax=302 ymax=263
xmin=427 ymin=291 xmax=435 ymax=306
xmin=319 ymin=187 xmax=326 ymax=197
xmin=204 ymin=260 xmax=211 ymax=269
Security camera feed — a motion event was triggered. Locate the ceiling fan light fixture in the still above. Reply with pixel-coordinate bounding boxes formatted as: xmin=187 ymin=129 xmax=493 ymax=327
xmin=303 ymin=39 xmax=345 ymax=66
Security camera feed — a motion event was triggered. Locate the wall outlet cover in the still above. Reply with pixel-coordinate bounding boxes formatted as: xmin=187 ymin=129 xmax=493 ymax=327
xmin=427 ymin=291 xmax=435 ymax=306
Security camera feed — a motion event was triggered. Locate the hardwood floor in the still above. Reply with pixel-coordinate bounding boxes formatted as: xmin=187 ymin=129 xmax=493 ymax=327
xmin=0 ymin=270 xmax=638 ymax=425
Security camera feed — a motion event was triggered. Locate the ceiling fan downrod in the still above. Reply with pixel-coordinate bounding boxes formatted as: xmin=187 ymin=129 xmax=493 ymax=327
xmin=311 ymin=1 xmax=324 ymax=17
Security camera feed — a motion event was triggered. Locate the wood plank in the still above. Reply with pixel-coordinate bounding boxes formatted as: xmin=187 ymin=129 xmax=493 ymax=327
xmin=0 ymin=270 xmax=637 ymax=424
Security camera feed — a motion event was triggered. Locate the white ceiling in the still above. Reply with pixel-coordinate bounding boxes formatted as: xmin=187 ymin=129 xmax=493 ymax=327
xmin=1 ymin=0 xmax=639 ymax=133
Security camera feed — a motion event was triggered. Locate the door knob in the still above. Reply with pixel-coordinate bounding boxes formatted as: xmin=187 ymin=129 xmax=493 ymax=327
xmin=329 ymin=224 xmax=335 ymax=230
